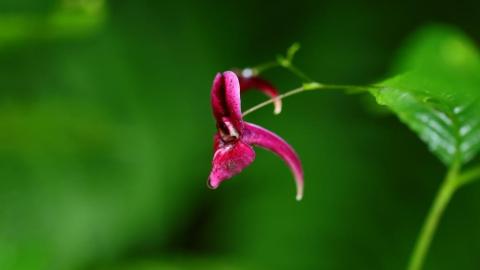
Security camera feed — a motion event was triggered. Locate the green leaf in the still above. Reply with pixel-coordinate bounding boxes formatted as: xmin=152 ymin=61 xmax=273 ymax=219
xmin=370 ymin=25 xmax=480 ymax=165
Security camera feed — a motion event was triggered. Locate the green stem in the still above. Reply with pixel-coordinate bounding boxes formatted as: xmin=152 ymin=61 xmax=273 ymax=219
xmin=252 ymin=57 xmax=313 ymax=82
xmin=252 ymin=61 xmax=279 ymax=74
xmin=242 ymin=83 xmax=373 ymax=117
xmin=242 ymin=86 xmax=306 ymax=117
xmin=456 ymin=165 xmax=480 ymax=187
xmin=407 ymin=162 xmax=461 ymax=270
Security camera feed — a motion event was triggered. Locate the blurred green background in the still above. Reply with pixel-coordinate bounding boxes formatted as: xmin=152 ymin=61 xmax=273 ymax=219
xmin=0 ymin=0 xmax=479 ymax=269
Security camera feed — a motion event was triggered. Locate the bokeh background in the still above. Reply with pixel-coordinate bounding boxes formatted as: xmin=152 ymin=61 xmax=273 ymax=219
xmin=0 ymin=0 xmax=479 ymax=269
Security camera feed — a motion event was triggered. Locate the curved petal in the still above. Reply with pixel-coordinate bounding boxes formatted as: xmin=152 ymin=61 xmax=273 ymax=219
xmin=223 ymin=71 xmax=243 ymax=130
xmin=211 ymin=73 xmax=226 ymax=123
xmin=208 ymin=137 xmax=256 ymax=189
xmin=239 ymin=75 xmax=282 ymax=114
xmin=243 ymin=122 xmax=304 ymax=200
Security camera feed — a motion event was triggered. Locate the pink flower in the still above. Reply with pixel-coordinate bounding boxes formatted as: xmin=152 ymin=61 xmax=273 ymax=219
xmin=208 ymin=71 xmax=304 ymax=200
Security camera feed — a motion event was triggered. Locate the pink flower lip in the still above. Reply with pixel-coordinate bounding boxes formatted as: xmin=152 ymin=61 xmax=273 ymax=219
xmin=209 ymin=71 xmax=304 ymax=200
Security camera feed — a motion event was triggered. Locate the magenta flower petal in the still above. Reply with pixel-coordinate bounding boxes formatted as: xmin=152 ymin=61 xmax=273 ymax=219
xmin=211 ymin=73 xmax=227 ymax=123
xmin=238 ymin=75 xmax=282 ymax=114
xmin=243 ymin=122 xmax=304 ymax=200
xmin=222 ymin=71 xmax=243 ymax=130
xmin=208 ymin=137 xmax=256 ymax=189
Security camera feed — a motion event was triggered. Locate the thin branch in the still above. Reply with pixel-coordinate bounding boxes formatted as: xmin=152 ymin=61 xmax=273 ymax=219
xmin=457 ymin=165 xmax=480 ymax=187
xmin=242 ymin=84 xmax=375 ymax=117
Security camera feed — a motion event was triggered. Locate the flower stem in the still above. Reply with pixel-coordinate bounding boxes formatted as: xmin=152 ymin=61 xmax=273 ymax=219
xmin=407 ymin=162 xmax=461 ymax=270
xmin=242 ymin=83 xmax=374 ymax=117
xmin=242 ymin=86 xmax=305 ymax=117
xmin=253 ymin=61 xmax=279 ymax=74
